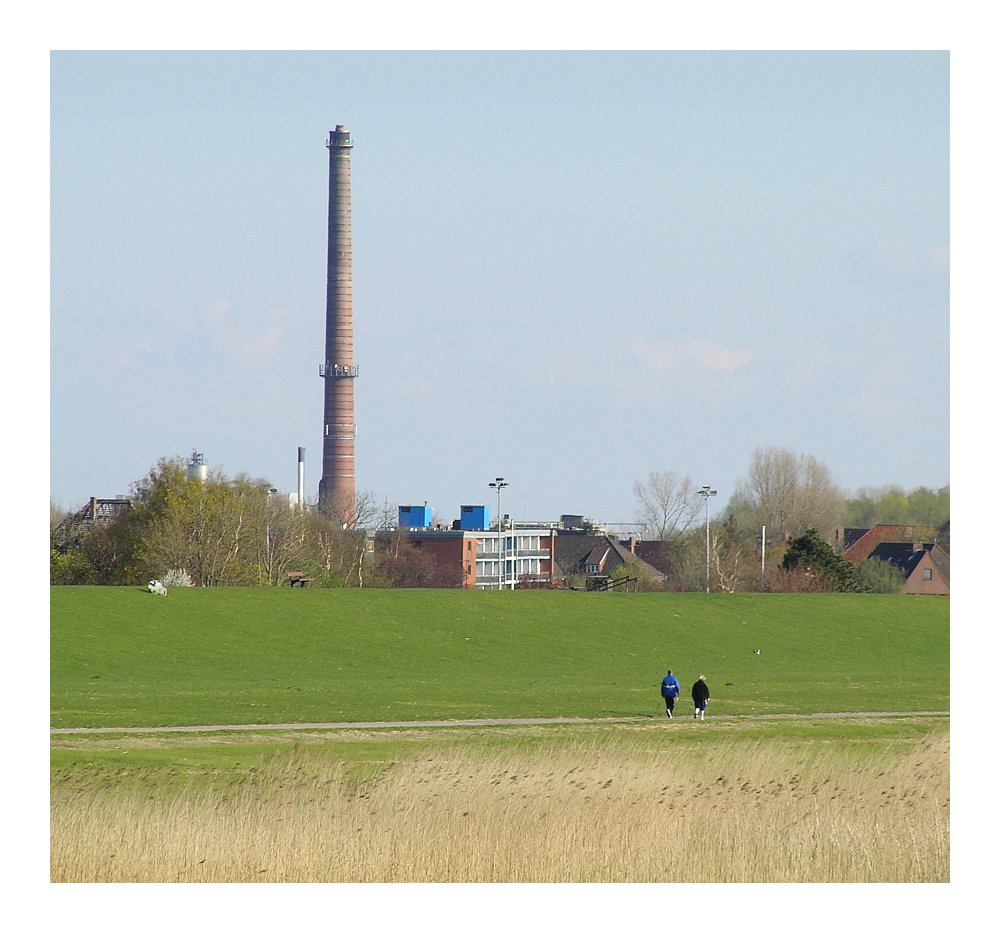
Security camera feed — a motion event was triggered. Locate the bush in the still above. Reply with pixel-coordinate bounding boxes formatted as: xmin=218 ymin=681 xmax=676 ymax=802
xmin=856 ymin=559 xmax=905 ymax=594
xmin=50 ymin=548 xmax=96 ymax=585
xmin=161 ymin=568 xmax=194 ymax=587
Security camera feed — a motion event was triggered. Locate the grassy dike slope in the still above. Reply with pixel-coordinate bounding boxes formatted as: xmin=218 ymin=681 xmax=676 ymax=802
xmin=50 ymin=587 xmax=949 ymax=728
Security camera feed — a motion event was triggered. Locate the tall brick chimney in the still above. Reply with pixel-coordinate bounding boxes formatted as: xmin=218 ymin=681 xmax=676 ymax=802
xmin=318 ymin=125 xmax=358 ymax=525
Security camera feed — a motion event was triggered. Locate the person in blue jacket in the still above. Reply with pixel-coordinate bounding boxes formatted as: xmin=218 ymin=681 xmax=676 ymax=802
xmin=660 ymin=669 xmax=681 ymax=718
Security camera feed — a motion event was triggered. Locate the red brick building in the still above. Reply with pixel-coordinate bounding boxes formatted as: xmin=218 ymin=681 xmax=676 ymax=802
xmin=373 ymin=527 xmax=557 ymax=589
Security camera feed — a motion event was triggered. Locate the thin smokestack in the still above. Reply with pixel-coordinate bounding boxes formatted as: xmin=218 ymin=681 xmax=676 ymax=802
xmin=318 ymin=125 xmax=358 ymax=525
xmin=297 ymin=446 xmax=305 ymax=511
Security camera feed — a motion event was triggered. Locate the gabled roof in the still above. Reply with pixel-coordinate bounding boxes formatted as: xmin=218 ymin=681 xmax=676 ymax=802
xmin=929 ymin=544 xmax=950 ymax=587
xmin=578 ymin=544 xmax=610 ymax=571
xmin=904 ymin=543 xmax=950 ymax=587
xmin=841 ymin=528 xmax=871 ymax=549
xmin=634 ymin=540 xmax=669 ymax=571
xmin=554 ymin=535 xmax=610 ymax=575
xmin=842 ymin=524 xmax=940 ymax=563
xmin=553 ymin=534 xmax=665 ymax=580
xmin=870 ymin=542 xmax=921 ymax=569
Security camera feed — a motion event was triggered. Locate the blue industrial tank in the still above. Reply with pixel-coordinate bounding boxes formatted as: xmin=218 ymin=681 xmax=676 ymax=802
xmin=399 ymin=505 xmax=433 ymax=528
xmin=459 ymin=505 xmax=489 ymax=531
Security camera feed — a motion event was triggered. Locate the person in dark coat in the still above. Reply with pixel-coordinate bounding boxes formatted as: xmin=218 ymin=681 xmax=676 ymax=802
xmin=692 ymin=674 xmax=710 ymax=720
xmin=660 ymin=669 xmax=681 ymax=718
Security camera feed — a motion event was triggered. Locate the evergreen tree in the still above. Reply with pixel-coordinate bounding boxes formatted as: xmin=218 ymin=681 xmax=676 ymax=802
xmin=782 ymin=528 xmax=865 ymax=592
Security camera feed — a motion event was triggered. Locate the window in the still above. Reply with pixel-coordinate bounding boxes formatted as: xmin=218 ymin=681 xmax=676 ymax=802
xmin=923 ymin=568 xmax=933 ymax=581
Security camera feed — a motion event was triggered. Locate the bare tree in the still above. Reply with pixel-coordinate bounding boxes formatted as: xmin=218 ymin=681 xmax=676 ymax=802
xmin=303 ymin=512 xmax=367 ymax=585
xmin=729 ymin=447 xmax=845 ymax=542
xmin=374 ymin=497 xmax=398 ymax=530
xmin=795 ymin=455 xmax=845 ymax=535
xmin=253 ymin=495 xmax=315 ymax=586
xmin=351 ymin=490 xmax=380 ymax=529
xmin=633 ymin=470 xmax=700 ymax=540
xmin=50 ymin=502 xmax=73 ymax=546
xmin=711 ymin=528 xmax=745 ymax=593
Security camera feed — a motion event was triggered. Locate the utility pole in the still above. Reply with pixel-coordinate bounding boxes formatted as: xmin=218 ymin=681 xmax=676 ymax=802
xmin=489 ymin=477 xmax=509 ymax=590
xmin=761 ymin=524 xmax=767 ymax=586
xmin=698 ymin=485 xmax=717 ymax=594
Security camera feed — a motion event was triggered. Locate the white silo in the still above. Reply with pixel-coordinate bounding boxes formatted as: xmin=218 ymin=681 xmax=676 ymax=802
xmin=187 ymin=450 xmax=208 ymax=482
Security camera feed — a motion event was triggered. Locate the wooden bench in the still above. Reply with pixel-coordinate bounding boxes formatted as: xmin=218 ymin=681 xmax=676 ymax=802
xmin=286 ymin=571 xmax=315 ymax=587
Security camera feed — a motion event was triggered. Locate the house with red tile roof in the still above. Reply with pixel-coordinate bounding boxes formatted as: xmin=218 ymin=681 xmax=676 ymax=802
xmin=841 ymin=524 xmax=940 ymax=563
xmin=840 ymin=524 xmax=949 ymax=595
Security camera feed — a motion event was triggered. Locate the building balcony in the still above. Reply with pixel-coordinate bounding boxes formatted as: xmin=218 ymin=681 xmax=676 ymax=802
xmin=319 ymin=363 xmax=360 ymax=379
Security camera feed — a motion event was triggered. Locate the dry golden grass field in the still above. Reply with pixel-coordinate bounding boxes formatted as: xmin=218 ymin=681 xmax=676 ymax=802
xmin=51 ymin=718 xmax=948 ymax=883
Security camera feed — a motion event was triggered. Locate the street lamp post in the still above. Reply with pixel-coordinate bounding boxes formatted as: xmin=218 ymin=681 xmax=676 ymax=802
xmin=698 ymin=485 xmax=717 ymax=593
xmin=489 ymin=477 xmax=509 ymax=590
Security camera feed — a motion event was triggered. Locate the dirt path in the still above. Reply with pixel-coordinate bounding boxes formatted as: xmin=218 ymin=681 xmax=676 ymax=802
xmin=50 ymin=710 xmax=948 ymax=735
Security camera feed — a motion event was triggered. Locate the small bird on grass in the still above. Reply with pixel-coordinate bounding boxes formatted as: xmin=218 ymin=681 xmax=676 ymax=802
xmin=753 ymin=648 xmax=761 ymax=655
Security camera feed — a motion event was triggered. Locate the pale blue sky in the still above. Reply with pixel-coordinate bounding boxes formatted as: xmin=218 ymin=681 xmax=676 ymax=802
xmin=50 ymin=50 xmax=949 ymax=523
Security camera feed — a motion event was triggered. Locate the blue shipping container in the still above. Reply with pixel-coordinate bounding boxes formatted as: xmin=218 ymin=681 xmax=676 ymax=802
xmin=399 ymin=505 xmax=433 ymax=528
xmin=459 ymin=505 xmax=490 ymax=531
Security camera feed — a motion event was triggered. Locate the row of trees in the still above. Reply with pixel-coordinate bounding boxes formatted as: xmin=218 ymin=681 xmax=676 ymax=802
xmin=843 ymin=485 xmax=950 ymax=528
xmin=634 ymin=447 xmax=948 ymax=546
xmin=51 ymin=458 xmax=381 ymax=588
xmin=604 ymin=523 xmax=915 ymax=595
xmin=52 ymin=446 xmax=948 ymax=592
xmin=629 ymin=446 xmax=948 ymax=594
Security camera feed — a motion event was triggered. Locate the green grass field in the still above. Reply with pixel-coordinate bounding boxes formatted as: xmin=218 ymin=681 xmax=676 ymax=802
xmin=50 ymin=587 xmax=949 ymax=728
xmin=51 ymin=587 xmax=950 ymax=882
